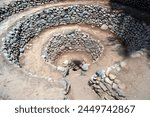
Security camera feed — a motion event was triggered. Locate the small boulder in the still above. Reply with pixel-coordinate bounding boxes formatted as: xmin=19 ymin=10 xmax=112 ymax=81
xmin=57 ymin=66 xmax=65 ymax=72
xmin=116 ymin=66 xmax=121 ymax=72
xmin=130 ymin=52 xmax=141 ymax=58
xmin=109 ymin=74 xmax=116 ymax=80
xmin=115 ymin=88 xmax=126 ymax=97
xmin=63 ymin=60 xmax=69 ymax=66
xmin=101 ymin=24 xmax=108 ymax=30
xmin=96 ymin=69 xmax=106 ymax=78
xmin=120 ymin=61 xmax=127 ymax=68
xmin=81 ymin=64 xmax=90 ymax=71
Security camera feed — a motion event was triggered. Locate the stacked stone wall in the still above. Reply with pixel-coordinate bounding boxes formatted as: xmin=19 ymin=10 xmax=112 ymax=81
xmin=0 ymin=0 xmax=59 ymax=22
xmin=2 ymin=5 xmax=150 ymax=66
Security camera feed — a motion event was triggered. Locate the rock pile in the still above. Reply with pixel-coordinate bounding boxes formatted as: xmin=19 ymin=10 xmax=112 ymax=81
xmin=88 ymin=61 xmax=127 ymax=100
xmin=0 ymin=0 xmax=59 ymax=22
xmin=2 ymin=5 xmax=150 ymax=66
xmin=43 ymin=30 xmax=104 ymax=62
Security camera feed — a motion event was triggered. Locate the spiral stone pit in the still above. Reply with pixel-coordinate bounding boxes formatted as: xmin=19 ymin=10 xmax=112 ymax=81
xmin=0 ymin=0 xmax=150 ymax=100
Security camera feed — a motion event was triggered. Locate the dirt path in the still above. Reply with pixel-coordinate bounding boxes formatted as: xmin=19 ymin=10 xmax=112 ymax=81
xmin=67 ymin=71 xmax=100 ymax=100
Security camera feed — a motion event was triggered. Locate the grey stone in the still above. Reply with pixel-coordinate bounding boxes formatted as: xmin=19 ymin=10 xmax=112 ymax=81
xmin=101 ymin=24 xmax=108 ymax=30
xmin=81 ymin=64 xmax=89 ymax=71
xmin=63 ymin=60 xmax=69 ymax=66
xmin=115 ymin=88 xmax=126 ymax=97
xmin=96 ymin=69 xmax=106 ymax=78
xmin=131 ymin=52 xmax=141 ymax=58
xmin=61 ymin=79 xmax=71 ymax=95
xmin=63 ymin=67 xmax=70 ymax=77
xmin=57 ymin=66 xmax=66 ymax=72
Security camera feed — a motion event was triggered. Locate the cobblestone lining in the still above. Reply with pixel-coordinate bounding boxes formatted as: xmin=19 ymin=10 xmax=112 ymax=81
xmin=2 ymin=5 xmax=150 ymax=66
xmin=0 ymin=0 xmax=59 ymax=22
xmin=43 ymin=30 xmax=104 ymax=62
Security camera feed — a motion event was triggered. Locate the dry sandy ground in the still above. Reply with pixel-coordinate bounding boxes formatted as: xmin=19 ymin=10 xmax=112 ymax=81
xmin=0 ymin=0 xmax=150 ymax=100
xmin=118 ymin=57 xmax=150 ymax=100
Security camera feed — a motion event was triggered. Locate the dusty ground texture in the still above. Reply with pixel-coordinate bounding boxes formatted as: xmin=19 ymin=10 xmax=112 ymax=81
xmin=0 ymin=0 xmax=150 ymax=100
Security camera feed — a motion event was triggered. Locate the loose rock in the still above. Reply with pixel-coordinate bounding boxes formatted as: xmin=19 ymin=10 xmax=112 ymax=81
xmin=57 ymin=66 xmax=66 ymax=72
xmin=120 ymin=61 xmax=127 ymax=68
xmin=81 ymin=64 xmax=90 ymax=71
xmin=96 ymin=70 xmax=106 ymax=78
xmin=101 ymin=24 xmax=108 ymax=30
xmin=115 ymin=88 xmax=126 ymax=97
xmin=112 ymin=83 xmax=119 ymax=90
xmin=109 ymin=73 xmax=116 ymax=80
